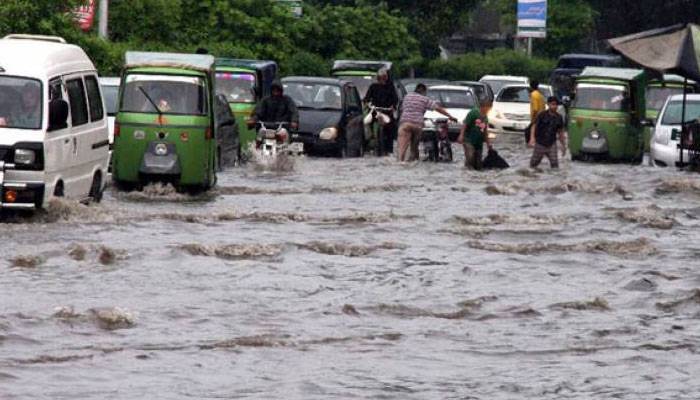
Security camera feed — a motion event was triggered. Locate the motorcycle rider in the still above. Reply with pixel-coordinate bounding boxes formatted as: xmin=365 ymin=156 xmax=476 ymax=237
xmin=363 ymin=68 xmax=399 ymax=155
xmin=249 ymin=80 xmax=299 ymax=136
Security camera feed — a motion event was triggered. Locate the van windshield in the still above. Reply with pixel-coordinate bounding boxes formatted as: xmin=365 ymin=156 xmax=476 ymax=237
xmin=646 ymin=86 xmax=685 ymax=112
xmin=0 ymin=77 xmax=42 ymax=129
xmin=121 ymin=74 xmax=207 ymax=115
xmin=101 ymin=85 xmax=119 ymax=116
xmin=660 ymin=100 xmax=700 ymax=125
xmin=216 ymin=72 xmax=256 ymax=104
xmin=572 ymin=84 xmax=629 ymax=111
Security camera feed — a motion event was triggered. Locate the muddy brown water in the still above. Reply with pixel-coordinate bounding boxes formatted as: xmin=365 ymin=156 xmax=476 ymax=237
xmin=2 ymin=134 xmax=700 ymax=399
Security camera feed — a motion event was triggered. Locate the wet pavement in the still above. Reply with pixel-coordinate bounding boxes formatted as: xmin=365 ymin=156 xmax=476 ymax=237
xmin=2 ymin=134 xmax=700 ymax=399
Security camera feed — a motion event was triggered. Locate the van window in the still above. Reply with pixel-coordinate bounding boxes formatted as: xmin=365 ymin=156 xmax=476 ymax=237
xmin=84 ymin=76 xmax=104 ymax=121
xmin=67 ymin=78 xmax=89 ymax=126
xmin=0 ymin=76 xmax=42 ymax=130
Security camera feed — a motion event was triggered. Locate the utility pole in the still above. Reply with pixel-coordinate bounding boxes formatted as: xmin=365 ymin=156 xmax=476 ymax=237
xmin=527 ymin=37 xmax=533 ymax=58
xmin=98 ymin=0 xmax=108 ymax=40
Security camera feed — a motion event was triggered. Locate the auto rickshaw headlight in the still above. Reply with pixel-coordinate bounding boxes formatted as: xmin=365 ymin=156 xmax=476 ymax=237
xmin=155 ymin=143 xmax=168 ymax=156
xmin=14 ymin=149 xmax=36 ymax=165
xmin=319 ymin=127 xmax=338 ymax=141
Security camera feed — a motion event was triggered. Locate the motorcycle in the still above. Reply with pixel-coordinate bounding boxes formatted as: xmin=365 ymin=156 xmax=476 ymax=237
xmin=422 ymin=117 xmax=453 ymax=162
xmin=363 ymin=104 xmax=393 ymax=156
xmin=254 ymin=121 xmax=303 ymax=158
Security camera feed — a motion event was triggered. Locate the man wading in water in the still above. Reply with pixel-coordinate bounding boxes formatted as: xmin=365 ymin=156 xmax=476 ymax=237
xmin=458 ymin=101 xmax=493 ymax=170
xmin=529 ymin=96 xmax=567 ymax=169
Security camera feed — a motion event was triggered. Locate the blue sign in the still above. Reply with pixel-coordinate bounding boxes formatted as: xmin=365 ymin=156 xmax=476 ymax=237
xmin=517 ymin=0 xmax=547 ymax=38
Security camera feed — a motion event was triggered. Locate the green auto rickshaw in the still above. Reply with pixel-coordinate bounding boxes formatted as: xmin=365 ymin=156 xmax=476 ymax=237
xmin=215 ymin=59 xmax=278 ymax=152
xmin=568 ymin=67 xmax=651 ymax=163
xmin=112 ymin=52 xmax=219 ymax=191
xmin=644 ymin=75 xmax=696 ymax=152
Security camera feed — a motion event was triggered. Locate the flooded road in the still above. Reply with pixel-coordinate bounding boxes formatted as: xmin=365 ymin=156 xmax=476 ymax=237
xmin=2 ymin=134 xmax=700 ymax=399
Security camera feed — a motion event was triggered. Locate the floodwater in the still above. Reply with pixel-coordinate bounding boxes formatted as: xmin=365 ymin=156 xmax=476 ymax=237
xmin=2 ymin=134 xmax=700 ymax=399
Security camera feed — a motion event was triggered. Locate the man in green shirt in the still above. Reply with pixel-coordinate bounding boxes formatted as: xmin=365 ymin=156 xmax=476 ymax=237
xmin=458 ymin=101 xmax=492 ymax=170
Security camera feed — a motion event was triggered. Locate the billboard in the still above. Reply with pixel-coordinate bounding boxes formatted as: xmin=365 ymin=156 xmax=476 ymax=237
xmin=517 ymin=0 xmax=547 ymax=38
xmin=73 ymin=0 xmax=97 ymax=32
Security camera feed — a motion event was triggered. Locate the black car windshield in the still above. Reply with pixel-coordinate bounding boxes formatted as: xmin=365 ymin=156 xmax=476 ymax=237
xmin=101 ymin=85 xmax=119 ymax=116
xmin=337 ymin=75 xmax=373 ymax=98
xmin=496 ymin=87 xmax=530 ymax=103
xmin=427 ymin=89 xmax=476 ymax=109
xmin=0 ymin=77 xmax=42 ymax=130
xmin=121 ymin=74 xmax=207 ymax=115
xmin=646 ymin=86 xmax=685 ymax=112
xmin=284 ymin=82 xmax=343 ymax=110
xmin=216 ymin=72 xmax=256 ymax=103
xmin=572 ymin=84 xmax=629 ymax=111
xmin=660 ymin=100 xmax=700 ymax=125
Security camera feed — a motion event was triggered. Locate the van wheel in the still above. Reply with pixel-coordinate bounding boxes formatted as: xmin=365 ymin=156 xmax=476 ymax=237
xmin=89 ymin=172 xmax=103 ymax=203
xmin=53 ymin=181 xmax=64 ymax=197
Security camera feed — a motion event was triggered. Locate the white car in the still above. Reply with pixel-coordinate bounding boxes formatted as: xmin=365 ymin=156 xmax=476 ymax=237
xmin=488 ymin=85 xmax=532 ymax=136
xmin=98 ymin=77 xmax=120 ymax=149
xmin=423 ymin=85 xmax=479 ymax=140
xmin=488 ymin=84 xmax=566 ymax=136
xmin=650 ymin=94 xmax=700 ymax=167
xmin=0 ymin=34 xmax=110 ymax=209
xmin=479 ymin=75 xmax=529 ymax=97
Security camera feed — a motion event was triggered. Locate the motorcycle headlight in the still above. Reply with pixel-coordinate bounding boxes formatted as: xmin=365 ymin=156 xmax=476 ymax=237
xmin=319 ymin=127 xmax=338 ymax=141
xmin=155 ymin=143 xmax=168 ymax=156
xmin=14 ymin=149 xmax=36 ymax=165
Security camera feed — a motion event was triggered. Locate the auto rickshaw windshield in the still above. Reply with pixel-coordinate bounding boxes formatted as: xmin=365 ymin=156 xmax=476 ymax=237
xmin=215 ymin=72 xmax=256 ymax=104
xmin=0 ymin=76 xmax=42 ymax=130
xmin=646 ymin=86 xmax=685 ymax=112
xmin=121 ymin=74 xmax=207 ymax=115
xmin=572 ymin=83 xmax=629 ymax=111
xmin=660 ymin=100 xmax=700 ymax=125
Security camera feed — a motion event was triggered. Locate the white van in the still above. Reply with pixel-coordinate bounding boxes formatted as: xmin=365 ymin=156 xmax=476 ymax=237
xmin=0 ymin=34 xmax=110 ymax=210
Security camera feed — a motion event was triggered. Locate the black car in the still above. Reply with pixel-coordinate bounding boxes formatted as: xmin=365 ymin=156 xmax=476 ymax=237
xmin=282 ymin=77 xmax=365 ymax=157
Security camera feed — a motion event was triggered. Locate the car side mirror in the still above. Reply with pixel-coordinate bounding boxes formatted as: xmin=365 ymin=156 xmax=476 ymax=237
xmin=48 ymin=98 xmax=69 ymax=131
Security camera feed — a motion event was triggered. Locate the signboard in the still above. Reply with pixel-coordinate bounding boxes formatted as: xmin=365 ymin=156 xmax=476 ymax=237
xmin=73 ymin=0 xmax=97 ymax=32
xmin=276 ymin=0 xmax=303 ymax=18
xmin=517 ymin=0 xmax=547 ymax=38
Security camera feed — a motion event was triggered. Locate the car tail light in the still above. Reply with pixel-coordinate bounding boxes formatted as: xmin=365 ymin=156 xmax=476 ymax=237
xmin=4 ymin=190 xmax=17 ymax=203
xmin=114 ymin=122 xmax=121 ymax=137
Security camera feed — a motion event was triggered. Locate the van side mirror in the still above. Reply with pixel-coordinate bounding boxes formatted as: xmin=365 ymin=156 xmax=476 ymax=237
xmin=48 ymin=99 xmax=69 ymax=131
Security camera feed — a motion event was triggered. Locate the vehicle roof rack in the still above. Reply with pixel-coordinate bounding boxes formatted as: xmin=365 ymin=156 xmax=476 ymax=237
xmin=2 ymin=34 xmax=67 ymax=44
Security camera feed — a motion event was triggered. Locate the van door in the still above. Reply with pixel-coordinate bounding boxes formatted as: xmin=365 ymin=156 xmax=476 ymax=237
xmin=45 ymin=78 xmax=73 ymax=197
xmin=64 ymin=73 xmax=107 ymax=198
xmin=83 ymin=74 xmax=109 ymax=182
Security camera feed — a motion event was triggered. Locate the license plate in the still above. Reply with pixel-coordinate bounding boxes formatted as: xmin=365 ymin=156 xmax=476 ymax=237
xmin=289 ymin=142 xmax=304 ymax=154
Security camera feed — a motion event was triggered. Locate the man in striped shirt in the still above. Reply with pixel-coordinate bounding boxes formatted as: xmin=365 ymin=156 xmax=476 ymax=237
xmin=398 ymin=84 xmax=457 ymax=162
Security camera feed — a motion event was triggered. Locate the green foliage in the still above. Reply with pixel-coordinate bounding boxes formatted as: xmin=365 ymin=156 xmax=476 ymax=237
xmin=420 ymin=49 xmax=555 ymax=82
